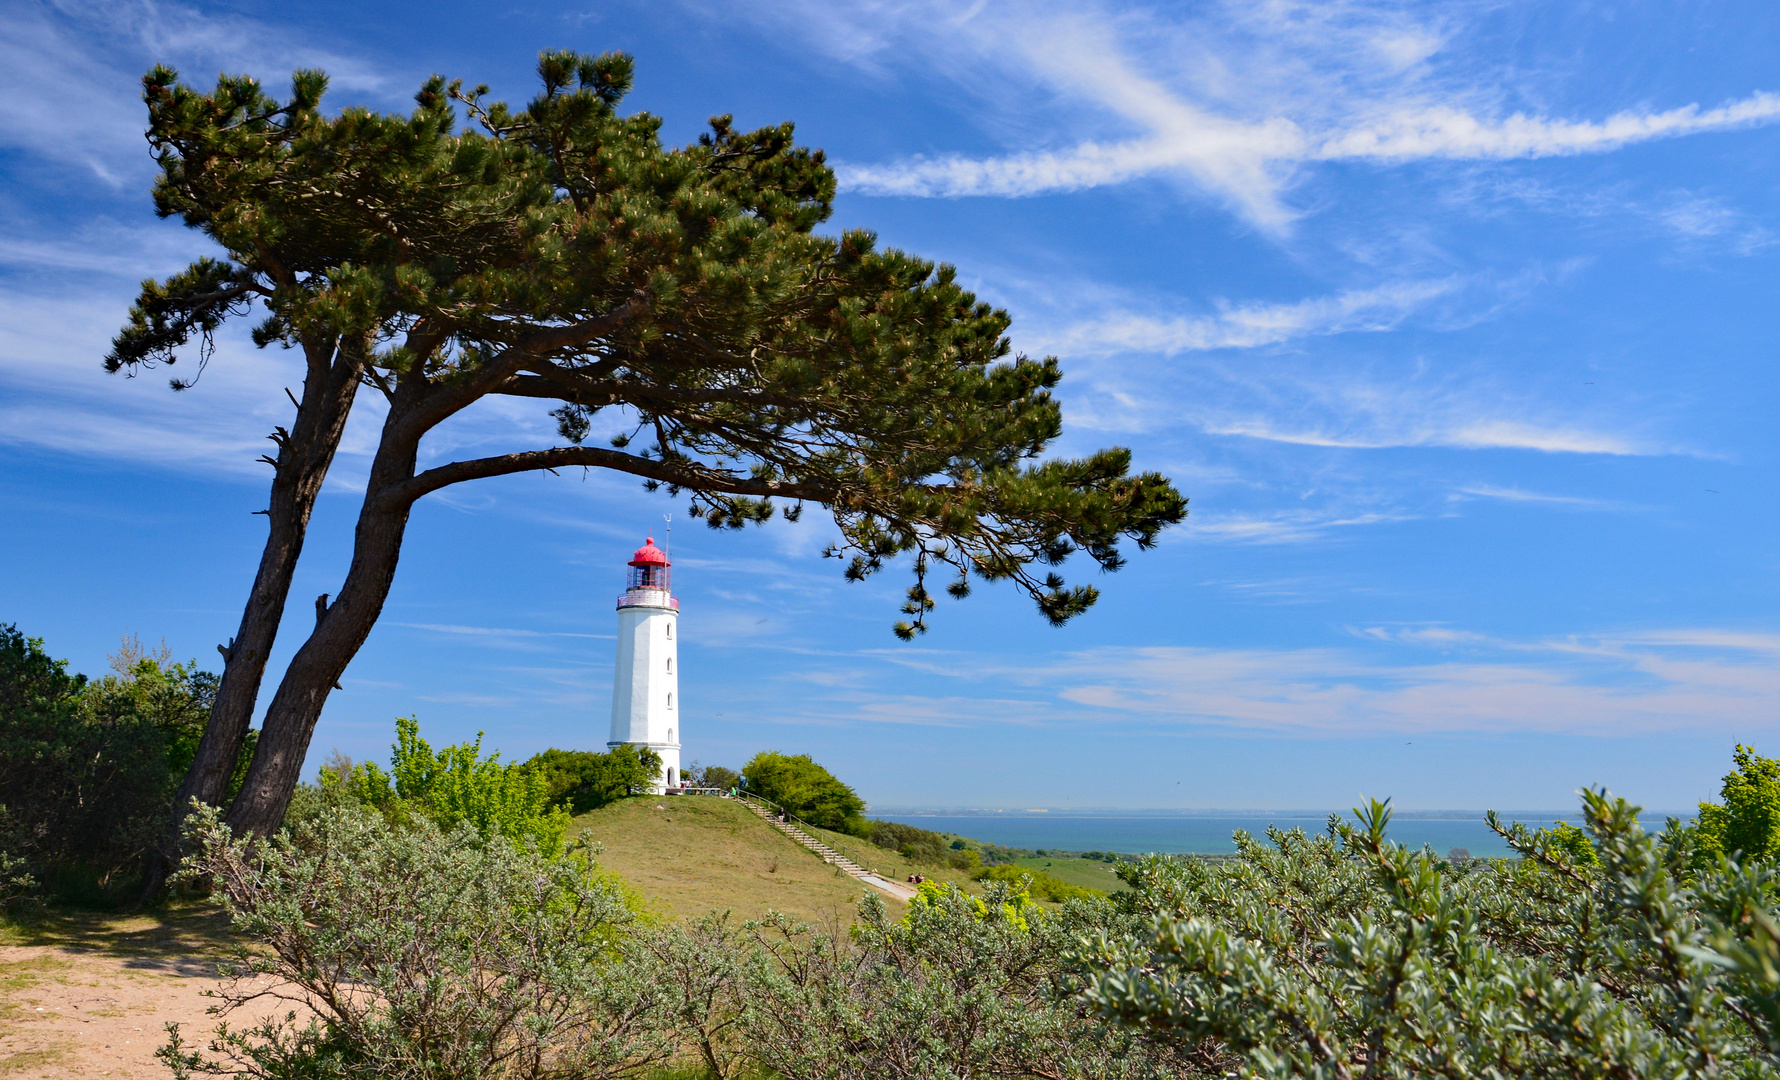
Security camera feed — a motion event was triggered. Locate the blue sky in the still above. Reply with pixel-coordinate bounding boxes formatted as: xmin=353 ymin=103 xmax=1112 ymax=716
xmin=2 ymin=0 xmax=1777 ymax=814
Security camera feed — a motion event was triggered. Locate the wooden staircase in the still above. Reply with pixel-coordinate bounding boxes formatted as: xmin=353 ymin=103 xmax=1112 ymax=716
xmin=734 ymin=793 xmax=916 ymax=901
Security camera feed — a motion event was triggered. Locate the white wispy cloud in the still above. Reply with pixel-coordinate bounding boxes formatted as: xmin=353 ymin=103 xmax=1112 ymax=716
xmin=1451 ymin=485 xmax=1633 ymax=510
xmin=1312 ymin=94 xmax=1780 ymax=163
xmin=1205 ymin=419 xmax=1655 ymax=456
xmin=1040 ymin=278 xmax=1459 ymax=356
xmin=0 ymin=0 xmax=395 ymax=184
xmin=866 ymin=628 xmax=1780 ymax=735
xmin=744 ymin=0 xmax=1780 ymax=230
xmin=1189 ymin=509 xmax=1411 ymax=545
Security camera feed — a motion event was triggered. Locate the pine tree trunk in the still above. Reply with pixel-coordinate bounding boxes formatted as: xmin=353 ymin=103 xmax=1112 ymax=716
xmin=143 ymin=340 xmax=362 ymax=890
xmin=223 ymin=406 xmax=422 ymax=838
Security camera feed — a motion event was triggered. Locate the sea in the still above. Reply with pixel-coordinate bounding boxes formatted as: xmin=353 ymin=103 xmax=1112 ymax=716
xmin=872 ymin=810 xmax=1609 ymax=859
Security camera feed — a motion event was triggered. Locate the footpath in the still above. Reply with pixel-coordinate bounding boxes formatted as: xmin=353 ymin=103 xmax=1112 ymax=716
xmin=733 ymin=795 xmax=917 ymax=902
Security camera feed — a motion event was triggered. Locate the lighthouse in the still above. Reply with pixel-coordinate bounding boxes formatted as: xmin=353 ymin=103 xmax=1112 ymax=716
xmin=609 ymin=536 xmax=680 ymax=793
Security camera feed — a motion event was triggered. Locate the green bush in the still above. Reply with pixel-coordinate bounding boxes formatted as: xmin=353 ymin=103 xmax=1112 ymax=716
xmin=164 ymin=803 xmax=668 ymax=1080
xmin=1539 ymin=820 xmax=1599 ymax=866
xmin=321 ymin=717 xmax=570 ymax=855
xmin=868 ymin=819 xmax=951 ymax=863
xmin=524 ymin=744 xmax=664 ymax=813
xmin=974 ymin=863 xmax=1102 ymax=902
xmin=0 ymin=625 xmax=237 ymax=904
xmin=1078 ymin=792 xmax=1780 ymax=1076
xmin=741 ymin=751 xmax=868 ymax=835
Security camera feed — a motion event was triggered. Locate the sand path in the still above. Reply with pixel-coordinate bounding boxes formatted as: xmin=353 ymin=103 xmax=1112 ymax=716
xmin=0 ymin=904 xmax=280 ymax=1079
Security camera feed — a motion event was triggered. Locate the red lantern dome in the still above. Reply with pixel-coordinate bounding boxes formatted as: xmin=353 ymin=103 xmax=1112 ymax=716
xmin=622 ymin=535 xmax=673 ymax=600
xmin=629 ymin=536 xmax=670 ymax=568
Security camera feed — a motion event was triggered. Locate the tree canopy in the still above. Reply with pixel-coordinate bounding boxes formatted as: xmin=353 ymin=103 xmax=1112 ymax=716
xmin=742 ymin=751 xmax=868 ymax=833
xmin=1697 ymin=744 xmax=1780 ymax=866
xmin=111 ymin=50 xmax=1186 ymax=840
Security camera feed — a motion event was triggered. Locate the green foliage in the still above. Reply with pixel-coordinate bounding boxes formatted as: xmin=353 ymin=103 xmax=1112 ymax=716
xmin=0 ymin=625 xmax=235 ymax=904
xmin=164 ymin=802 xmax=667 ymax=1080
xmin=1539 ymin=820 xmax=1600 ymax=866
xmin=1697 ymin=744 xmax=1780 ymax=865
xmin=0 ymin=846 xmax=35 ymax=910
xmin=868 ymin=819 xmax=950 ymax=862
xmin=974 ymin=863 xmax=1104 ymax=903
xmin=160 ymin=744 xmax=1780 ymax=1078
xmin=691 ymin=764 xmax=740 ymax=791
xmin=525 ymin=745 xmax=663 ymax=814
xmin=735 ymin=885 xmax=1183 ymax=1078
xmin=741 ymin=751 xmax=867 ymax=834
xmin=167 ymin=802 xmax=1185 ymax=1080
xmin=1078 ymin=792 xmax=1780 ymax=1077
xmin=323 ymin=717 xmax=570 ymax=855
xmin=116 ymin=52 xmax=1185 ymax=642
xmin=911 ymin=877 xmax=1042 ymax=932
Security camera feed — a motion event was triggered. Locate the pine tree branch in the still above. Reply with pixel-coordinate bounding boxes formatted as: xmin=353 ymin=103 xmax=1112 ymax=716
xmin=390 ymin=446 xmax=823 ymax=507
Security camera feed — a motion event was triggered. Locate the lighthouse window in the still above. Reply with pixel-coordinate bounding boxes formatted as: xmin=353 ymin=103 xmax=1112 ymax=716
xmin=667 ymin=692 xmax=674 ymax=710
xmin=666 ymin=657 xmax=672 ymax=673
xmin=666 ymin=623 xmax=673 ymax=640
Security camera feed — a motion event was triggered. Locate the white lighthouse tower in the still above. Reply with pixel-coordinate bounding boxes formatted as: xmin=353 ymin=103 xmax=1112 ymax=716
xmin=608 ymin=536 xmax=680 ymax=793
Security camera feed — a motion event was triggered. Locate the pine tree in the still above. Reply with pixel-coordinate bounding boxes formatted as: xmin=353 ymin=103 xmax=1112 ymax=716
xmin=111 ymin=51 xmax=1186 ymax=845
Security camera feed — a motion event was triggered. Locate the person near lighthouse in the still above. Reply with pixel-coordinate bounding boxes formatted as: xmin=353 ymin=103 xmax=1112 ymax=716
xmin=608 ymin=536 xmax=680 ymax=794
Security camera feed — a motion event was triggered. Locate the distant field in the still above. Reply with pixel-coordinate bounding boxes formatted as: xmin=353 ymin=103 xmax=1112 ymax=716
xmin=1007 ymin=855 xmax=1128 ymax=893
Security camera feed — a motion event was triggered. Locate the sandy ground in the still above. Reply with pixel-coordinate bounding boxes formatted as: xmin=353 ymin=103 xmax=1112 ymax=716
xmin=0 ymin=905 xmax=283 ymax=1079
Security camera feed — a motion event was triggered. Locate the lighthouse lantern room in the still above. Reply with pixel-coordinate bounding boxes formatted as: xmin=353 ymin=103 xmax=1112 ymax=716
xmin=608 ymin=536 xmax=679 ymax=793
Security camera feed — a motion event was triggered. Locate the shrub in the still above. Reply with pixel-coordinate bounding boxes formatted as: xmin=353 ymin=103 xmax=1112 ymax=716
xmin=867 ymin=819 xmax=950 ymax=863
xmin=0 ymin=625 xmax=235 ymax=904
xmin=741 ymin=751 xmax=867 ymax=835
xmin=974 ymin=863 xmax=1102 ymax=902
xmin=164 ymin=803 xmax=671 ymax=1080
xmin=1539 ymin=820 xmax=1598 ymax=866
xmin=735 ymin=886 xmax=1179 ymax=1079
xmin=1077 ymin=792 xmax=1780 ymax=1076
xmin=524 ymin=744 xmax=664 ymax=813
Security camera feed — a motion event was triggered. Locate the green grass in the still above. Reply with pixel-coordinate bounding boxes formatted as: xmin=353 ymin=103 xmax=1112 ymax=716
xmin=1006 ymin=855 xmax=1131 ymax=893
xmin=570 ymin=795 xmax=913 ymax=923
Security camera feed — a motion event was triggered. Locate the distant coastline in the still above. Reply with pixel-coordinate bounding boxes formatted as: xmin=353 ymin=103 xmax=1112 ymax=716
xmin=872 ymin=807 xmax=1693 ymax=859
xmin=875 ymin=807 xmax=1690 ymax=819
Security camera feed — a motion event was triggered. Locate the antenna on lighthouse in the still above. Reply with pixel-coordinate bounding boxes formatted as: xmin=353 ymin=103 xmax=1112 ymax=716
xmin=663 ymin=513 xmax=671 ymax=560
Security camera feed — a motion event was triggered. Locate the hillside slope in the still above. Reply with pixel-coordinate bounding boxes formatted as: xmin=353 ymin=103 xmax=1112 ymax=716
xmin=571 ymin=796 xmax=971 ymax=923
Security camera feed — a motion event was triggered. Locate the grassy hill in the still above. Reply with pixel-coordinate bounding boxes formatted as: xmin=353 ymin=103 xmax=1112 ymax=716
xmin=569 ymin=795 xmax=978 ymax=923
xmin=570 ymin=795 xmax=1127 ymax=922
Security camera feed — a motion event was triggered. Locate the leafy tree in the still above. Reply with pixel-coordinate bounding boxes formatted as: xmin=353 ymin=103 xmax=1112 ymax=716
xmin=1697 ymin=744 xmax=1780 ymax=864
xmin=742 ymin=751 xmax=867 ymax=834
xmin=326 ymin=717 xmax=570 ymax=854
xmin=0 ymin=625 xmax=233 ymax=903
xmin=690 ymin=763 xmax=740 ymax=791
xmin=524 ymin=744 xmax=664 ymax=813
xmin=113 ymin=50 xmax=1185 ymax=848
